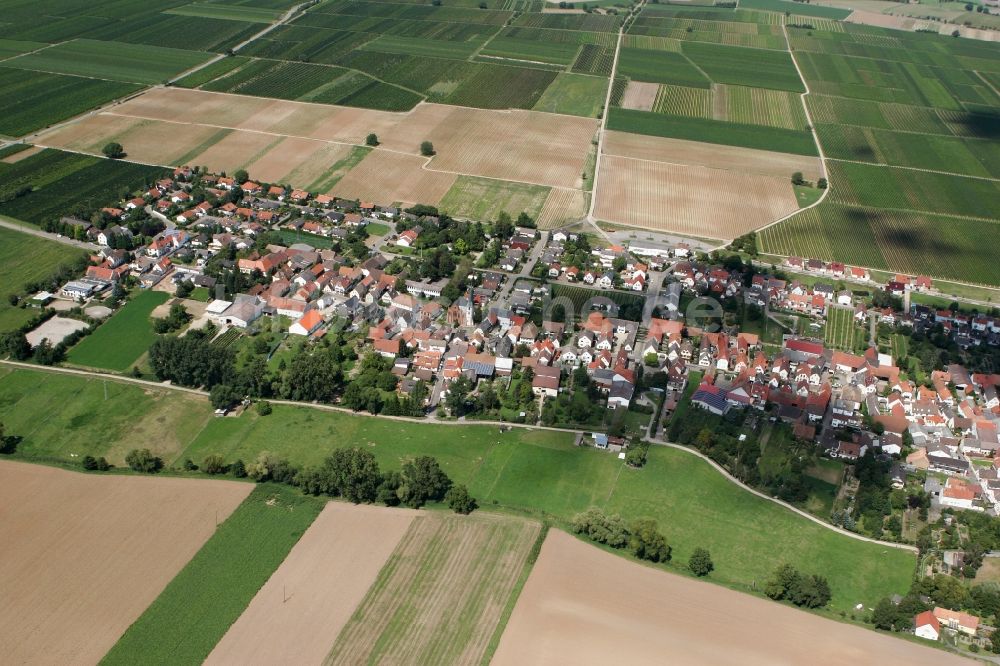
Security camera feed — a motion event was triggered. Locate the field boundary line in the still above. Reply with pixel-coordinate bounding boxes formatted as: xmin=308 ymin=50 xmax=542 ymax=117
xmin=0 ymin=359 xmax=919 ymax=553
xmin=826 ymin=157 xmax=1000 ymax=183
xmin=0 ymin=41 xmax=58 ymax=64
xmin=975 ymin=70 xmax=1000 ymax=99
xmin=749 ymin=23 xmax=831 ymax=241
xmin=586 ymin=1 xmax=637 ymax=222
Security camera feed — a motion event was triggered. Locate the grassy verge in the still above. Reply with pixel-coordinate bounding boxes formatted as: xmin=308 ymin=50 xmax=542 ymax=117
xmin=100 ymin=484 xmax=325 ymax=666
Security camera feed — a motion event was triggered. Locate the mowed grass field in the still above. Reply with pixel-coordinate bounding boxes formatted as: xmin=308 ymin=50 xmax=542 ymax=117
xmin=325 ymin=513 xmax=542 ymax=665
xmin=438 ymin=176 xmax=550 ymax=222
xmin=3 ymin=39 xmax=210 ymax=84
xmin=101 ymin=484 xmax=325 ymax=666
xmin=0 ymin=369 xmax=915 ymax=612
xmin=0 ymin=367 xmax=212 ymax=465
xmin=0 ymin=226 xmax=85 ymax=332
xmin=66 ymin=290 xmax=171 ymax=372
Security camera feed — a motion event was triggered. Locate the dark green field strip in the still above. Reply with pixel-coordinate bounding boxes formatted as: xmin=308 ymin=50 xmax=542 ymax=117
xmin=739 ymin=0 xmax=850 ymax=20
xmin=66 ymin=290 xmax=170 ymax=372
xmin=607 ymin=108 xmax=818 ymax=156
xmin=360 ymin=34 xmax=485 ymax=60
xmin=0 ymin=68 xmax=141 ymax=137
xmin=2 ymin=39 xmax=210 ymax=84
xmin=0 ymin=38 xmax=47 ymax=58
xmin=480 ymin=37 xmax=582 ymax=66
xmin=310 ymin=0 xmax=513 ymax=25
xmin=759 ymin=203 xmax=1000 ymax=286
xmin=827 ymin=160 xmax=1000 ymax=221
xmin=817 ymin=123 xmax=1000 ymax=179
xmin=239 ymin=25 xmax=367 ymax=64
xmin=173 ymin=56 xmax=252 ymax=89
xmin=617 ymin=47 xmax=710 ymax=87
xmin=295 ymin=12 xmax=497 ymax=41
xmin=100 ymin=484 xmax=326 ymax=666
xmin=512 ymin=12 xmax=621 ymax=32
xmin=0 ymin=149 xmax=165 ymax=226
xmin=445 ymin=65 xmax=557 ymax=109
xmin=681 ymin=41 xmax=805 ymax=92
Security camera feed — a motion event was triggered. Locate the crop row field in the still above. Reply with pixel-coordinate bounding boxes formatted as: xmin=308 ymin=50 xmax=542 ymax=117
xmin=628 ymin=81 xmax=808 ymax=130
xmin=758 ymin=203 xmax=1000 ymax=286
xmin=438 ymin=176 xmax=551 ymax=222
xmin=806 ymin=94 xmax=1000 ymax=139
xmin=825 ymin=160 xmax=1000 ymax=221
xmin=325 ymin=513 xmax=541 ymax=665
xmin=0 ymin=367 xmax=918 ymax=618
xmin=0 ymin=3 xmax=263 ymax=53
xmin=618 ymin=41 xmax=804 ymax=93
xmin=816 ymin=123 xmax=1000 ymax=178
xmin=0 ymin=67 xmax=141 ymax=138
xmin=0 ymin=148 xmax=164 ymax=226
xmin=1 ymin=39 xmax=210 ymax=84
xmin=607 ymin=107 xmax=817 ymax=156
xmin=825 ymin=305 xmax=866 ymax=353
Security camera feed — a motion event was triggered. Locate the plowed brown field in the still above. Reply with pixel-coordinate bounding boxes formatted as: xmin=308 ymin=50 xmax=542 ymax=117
xmin=493 ymin=530 xmax=968 ymax=666
xmin=620 ymin=81 xmax=659 ymax=112
xmin=594 ymin=154 xmax=800 ymax=239
xmin=0 ymin=460 xmax=251 ymax=666
xmin=206 ymin=502 xmax=415 ymax=666
xmin=331 ymin=150 xmax=457 ymax=206
xmin=324 ymin=513 xmax=541 ymax=666
xmin=603 ymin=131 xmax=822 ymax=181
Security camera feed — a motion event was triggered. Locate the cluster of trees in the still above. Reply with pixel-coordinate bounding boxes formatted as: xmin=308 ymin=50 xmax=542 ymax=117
xmin=688 ymin=547 xmax=714 ymax=576
xmin=729 ymin=231 xmax=758 ymax=257
xmin=341 ymin=353 xmax=424 ymax=416
xmin=764 ymin=564 xmax=832 ymax=608
xmin=571 ymin=507 xmax=671 ymax=563
xmin=149 ymin=330 xmax=237 ymax=390
xmin=0 ymin=421 xmax=19 ymax=455
xmin=152 ymin=303 xmax=191 ymax=334
xmin=292 ymin=448 xmax=476 ymax=513
xmin=125 ymin=448 xmax=164 ymax=474
xmin=81 ymin=455 xmax=111 ymax=471
xmin=445 ymin=370 xmax=537 ymax=422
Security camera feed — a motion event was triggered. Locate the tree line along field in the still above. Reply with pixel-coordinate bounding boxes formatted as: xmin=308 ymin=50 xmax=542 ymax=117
xmin=0 ymin=227 xmax=86 ymax=333
xmin=0 ymin=149 xmax=164 ymax=226
xmin=0 ymin=368 xmax=915 ymax=615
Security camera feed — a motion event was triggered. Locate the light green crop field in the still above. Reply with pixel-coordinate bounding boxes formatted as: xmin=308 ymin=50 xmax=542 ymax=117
xmin=0 ymin=368 xmax=212 ymax=465
xmin=3 ymin=39 xmax=210 ymax=84
xmin=100 ymin=483 xmax=325 ymax=666
xmin=439 ymin=176 xmax=550 ymax=222
xmin=532 ymin=72 xmax=608 ymax=117
xmin=0 ymin=225 xmax=85 ymax=332
xmin=66 ymin=290 xmax=170 ymax=371
xmin=164 ymin=3 xmax=282 ymax=23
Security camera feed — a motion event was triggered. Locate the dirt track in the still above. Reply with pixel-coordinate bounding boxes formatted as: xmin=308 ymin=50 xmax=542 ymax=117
xmin=492 ymin=530 xmax=971 ymax=666
xmin=206 ymin=502 xmax=415 ymax=666
xmin=0 ymin=460 xmax=251 ymax=666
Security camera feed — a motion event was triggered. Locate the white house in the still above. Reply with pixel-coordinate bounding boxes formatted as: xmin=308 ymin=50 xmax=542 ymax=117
xmin=914 ymin=611 xmax=940 ymax=641
xmin=289 ymin=310 xmax=323 ymax=336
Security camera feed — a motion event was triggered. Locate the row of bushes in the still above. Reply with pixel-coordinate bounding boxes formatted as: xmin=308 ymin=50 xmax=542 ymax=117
xmin=114 ymin=446 xmax=478 ymax=515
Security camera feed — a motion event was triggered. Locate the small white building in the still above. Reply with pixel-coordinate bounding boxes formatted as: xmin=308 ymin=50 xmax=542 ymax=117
xmin=914 ymin=611 xmax=939 ymax=641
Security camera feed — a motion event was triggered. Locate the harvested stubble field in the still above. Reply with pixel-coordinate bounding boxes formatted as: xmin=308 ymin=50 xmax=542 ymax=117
xmin=206 ymin=503 xmax=416 ymax=666
xmin=36 ymin=88 xmax=594 ymax=215
xmin=492 ymin=529 xmax=961 ymax=666
xmin=597 ymin=131 xmax=816 ymax=239
xmin=602 ymin=131 xmax=822 ymax=181
xmin=331 ymin=150 xmax=457 ymax=207
xmin=0 ymin=460 xmax=251 ymax=666
xmin=324 ymin=512 xmax=541 ymax=666
xmin=620 ymin=81 xmax=660 ymax=111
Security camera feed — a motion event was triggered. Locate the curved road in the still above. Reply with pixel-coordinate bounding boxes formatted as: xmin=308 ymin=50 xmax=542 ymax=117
xmin=1 ymin=358 xmax=918 ymax=553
